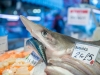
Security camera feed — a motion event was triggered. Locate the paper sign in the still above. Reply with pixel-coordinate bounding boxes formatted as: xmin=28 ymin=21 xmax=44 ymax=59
xmin=68 ymin=8 xmax=90 ymax=26
xmin=0 ymin=36 xmax=8 ymax=54
xmin=25 ymin=51 xmax=40 ymax=66
xmin=72 ymin=43 xmax=99 ymax=65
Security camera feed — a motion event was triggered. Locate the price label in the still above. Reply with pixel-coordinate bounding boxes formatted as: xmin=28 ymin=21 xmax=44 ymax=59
xmin=72 ymin=43 xmax=99 ymax=65
xmin=0 ymin=36 xmax=8 ymax=54
xmin=68 ymin=8 xmax=90 ymax=26
xmin=25 ymin=51 xmax=40 ymax=66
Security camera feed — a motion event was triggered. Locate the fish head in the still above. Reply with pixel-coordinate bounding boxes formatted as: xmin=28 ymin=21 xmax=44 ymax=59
xmin=20 ymin=15 xmax=74 ymax=58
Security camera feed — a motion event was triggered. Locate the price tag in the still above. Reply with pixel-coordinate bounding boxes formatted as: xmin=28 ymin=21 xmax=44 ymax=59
xmin=72 ymin=43 xmax=99 ymax=65
xmin=25 ymin=51 xmax=40 ymax=66
xmin=0 ymin=36 xmax=8 ymax=54
xmin=68 ymin=8 xmax=90 ymax=26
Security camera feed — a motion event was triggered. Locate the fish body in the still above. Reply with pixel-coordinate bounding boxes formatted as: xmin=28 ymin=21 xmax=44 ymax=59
xmin=20 ymin=15 xmax=100 ymax=59
xmin=20 ymin=15 xmax=100 ymax=75
xmin=46 ymin=56 xmax=100 ymax=75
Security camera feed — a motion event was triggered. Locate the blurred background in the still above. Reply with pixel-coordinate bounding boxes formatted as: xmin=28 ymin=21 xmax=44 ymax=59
xmin=0 ymin=0 xmax=100 ymax=49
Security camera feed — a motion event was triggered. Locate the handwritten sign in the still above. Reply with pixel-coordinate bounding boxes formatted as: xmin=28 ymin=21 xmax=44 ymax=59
xmin=72 ymin=43 xmax=99 ymax=65
xmin=68 ymin=8 xmax=90 ymax=26
xmin=0 ymin=36 xmax=8 ymax=54
xmin=25 ymin=51 xmax=40 ymax=66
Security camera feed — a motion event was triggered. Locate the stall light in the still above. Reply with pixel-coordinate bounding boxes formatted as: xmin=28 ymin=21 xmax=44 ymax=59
xmin=27 ymin=16 xmax=41 ymax=21
xmin=92 ymin=0 xmax=98 ymax=5
xmin=93 ymin=9 xmax=100 ymax=14
xmin=38 ymin=9 xmax=41 ymax=13
xmin=33 ymin=9 xmax=41 ymax=13
xmin=0 ymin=14 xmax=19 ymax=21
xmin=7 ymin=19 xmax=19 ymax=21
xmin=33 ymin=9 xmax=36 ymax=13
xmin=0 ymin=14 xmax=41 ymax=21
xmin=13 ymin=11 xmax=17 ymax=15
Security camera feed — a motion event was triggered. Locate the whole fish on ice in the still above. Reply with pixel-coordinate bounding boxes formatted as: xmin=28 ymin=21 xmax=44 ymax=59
xmin=20 ymin=15 xmax=100 ymax=75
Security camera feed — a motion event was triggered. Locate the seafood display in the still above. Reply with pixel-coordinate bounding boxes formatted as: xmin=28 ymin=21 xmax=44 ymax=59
xmin=0 ymin=50 xmax=32 ymax=62
xmin=0 ymin=58 xmax=34 ymax=75
xmin=0 ymin=15 xmax=100 ymax=75
xmin=20 ymin=15 xmax=100 ymax=75
xmin=0 ymin=50 xmax=33 ymax=75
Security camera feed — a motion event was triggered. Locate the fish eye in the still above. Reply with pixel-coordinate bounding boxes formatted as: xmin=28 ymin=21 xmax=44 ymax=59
xmin=41 ymin=30 xmax=48 ymax=37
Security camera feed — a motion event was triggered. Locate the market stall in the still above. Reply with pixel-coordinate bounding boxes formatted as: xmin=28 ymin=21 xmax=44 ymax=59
xmin=0 ymin=0 xmax=100 ymax=75
xmin=0 ymin=16 xmax=100 ymax=75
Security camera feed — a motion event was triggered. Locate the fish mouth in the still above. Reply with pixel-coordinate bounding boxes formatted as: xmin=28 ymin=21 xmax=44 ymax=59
xmin=26 ymin=37 xmax=47 ymax=65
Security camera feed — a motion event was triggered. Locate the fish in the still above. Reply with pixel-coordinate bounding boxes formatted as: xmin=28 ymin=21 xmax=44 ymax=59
xmin=45 ymin=65 xmax=74 ymax=75
xmin=20 ymin=15 xmax=100 ymax=75
xmin=20 ymin=15 xmax=100 ymax=59
xmin=45 ymin=56 xmax=100 ymax=75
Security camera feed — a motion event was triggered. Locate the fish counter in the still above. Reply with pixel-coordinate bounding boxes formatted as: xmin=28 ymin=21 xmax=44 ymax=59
xmin=0 ymin=15 xmax=100 ymax=75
